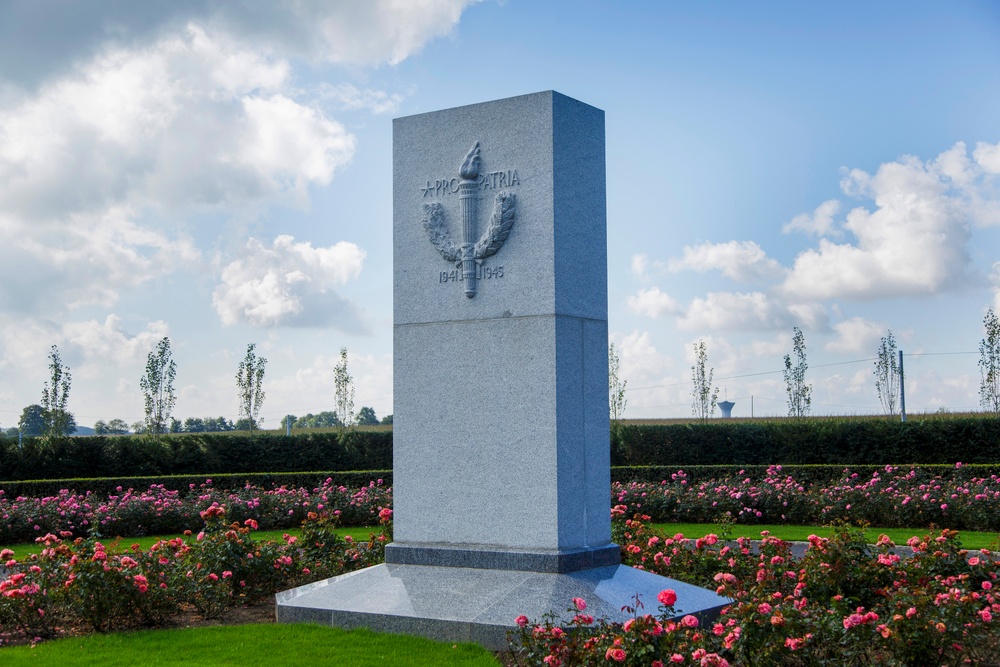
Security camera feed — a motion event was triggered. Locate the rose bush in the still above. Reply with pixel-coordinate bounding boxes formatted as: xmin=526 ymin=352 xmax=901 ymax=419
xmin=511 ymin=513 xmax=1000 ymax=665
xmin=0 ymin=478 xmax=391 ymax=545
xmin=613 ymin=465 xmax=1000 ymax=531
xmin=0 ymin=502 xmax=392 ymax=647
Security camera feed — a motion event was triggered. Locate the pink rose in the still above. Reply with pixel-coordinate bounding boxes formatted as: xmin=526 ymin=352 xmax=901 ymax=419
xmin=658 ymin=589 xmax=678 ymax=607
xmin=605 ymin=647 xmax=626 ymax=662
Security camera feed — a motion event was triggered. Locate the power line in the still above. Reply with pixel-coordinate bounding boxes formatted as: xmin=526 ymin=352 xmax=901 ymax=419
xmin=627 ymin=356 xmax=878 ymax=392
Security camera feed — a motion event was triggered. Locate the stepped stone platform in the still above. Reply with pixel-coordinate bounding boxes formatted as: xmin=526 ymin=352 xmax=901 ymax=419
xmin=276 ymin=560 xmax=727 ymax=650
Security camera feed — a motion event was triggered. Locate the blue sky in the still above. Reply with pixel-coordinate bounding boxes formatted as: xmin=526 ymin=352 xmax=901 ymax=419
xmin=1 ymin=0 xmax=999 ymax=428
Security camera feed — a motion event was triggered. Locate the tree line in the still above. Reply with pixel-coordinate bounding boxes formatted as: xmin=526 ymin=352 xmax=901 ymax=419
xmin=611 ymin=308 xmax=1000 ymax=421
xmin=2 ymin=341 xmax=390 ymax=439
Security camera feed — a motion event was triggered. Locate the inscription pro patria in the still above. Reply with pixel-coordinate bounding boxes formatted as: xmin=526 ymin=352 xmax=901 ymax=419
xmin=421 ymin=142 xmax=516 ymax=298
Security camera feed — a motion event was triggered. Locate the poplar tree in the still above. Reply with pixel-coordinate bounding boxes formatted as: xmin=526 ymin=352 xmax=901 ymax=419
xmin=140 ymin=337 xmax=177 ymax=435
xmin=236 ymin=343 xmax=267 ymax=434
xmin=41 ymin=345 xmax=74 ymax=437
xmin=608 ymin=342 xmax=628 ymax=423
xmin=333 ymin=347 xmax=355 ymax=431
xmin=980 ymin=308 xmax=1000 ymax=414
xmin=691 ymin=340 xmax=718 ymax=421
xmin=873 ymin=330 xmax=899 ymax=415
xmin=783 ymin=327 xmax=812 ymax=417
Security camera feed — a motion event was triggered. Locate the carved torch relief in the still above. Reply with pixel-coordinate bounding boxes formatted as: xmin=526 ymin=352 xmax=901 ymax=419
xmin=421 ymin=142 xmax=517 ymax=298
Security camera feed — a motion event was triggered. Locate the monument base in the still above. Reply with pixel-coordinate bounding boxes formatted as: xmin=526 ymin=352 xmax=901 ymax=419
xmin=275 ymin=562 xmax=730 ymax=651
xmin=384 ymin=541 xmax=621 ymax=573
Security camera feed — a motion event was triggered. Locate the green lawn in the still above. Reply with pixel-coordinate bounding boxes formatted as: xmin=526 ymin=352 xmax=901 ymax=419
xmin=651 ymin=522 xmax=1000 ymax=550
xmin=0 ymin=624 xmax=500 ymax=666
xmin=5 ymin=522 xmax=998 ymax=561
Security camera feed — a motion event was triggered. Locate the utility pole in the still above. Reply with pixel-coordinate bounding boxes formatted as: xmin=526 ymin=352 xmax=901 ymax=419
xmin=899 ymin=350 xmax=906 ymax=423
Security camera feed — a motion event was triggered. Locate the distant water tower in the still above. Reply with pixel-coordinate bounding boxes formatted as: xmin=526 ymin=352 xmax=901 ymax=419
xmin=718 ymin=400 xmax=735 ymax=418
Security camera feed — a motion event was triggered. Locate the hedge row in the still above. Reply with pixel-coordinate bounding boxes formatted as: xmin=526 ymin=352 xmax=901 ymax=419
xmin=7 ymin=464 xmax=999 ymax=499
xmin=0 ymin=431 xmax=391 ymax=483
xmin=3 ymin=416 xmax=998 ymax=484
xmin=610 ymin=416 xmax=1000 ymax=466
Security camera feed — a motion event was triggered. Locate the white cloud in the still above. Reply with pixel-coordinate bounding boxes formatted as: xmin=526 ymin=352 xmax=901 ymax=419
xmin=991 ymin=262 xmax=1000 ymax=313
xmin=973 ymin=141 xmax=1000 ymax=174
xmin=205 ymin=0 xmax=478 ymax=67
xmin=63 ymin=315 xmax=170 ymax=368
xmin=627 ymin=287 xmax=678 ymax=318
xmin=667 ymin=240 xmax=785 ymax=283
xmin=783 ymin=141 xmax=1000 ymax=302
xmin=266 ymin=350 xmax=394 ymax=420
xmin=615 ymin=330 xmax=672 ymax=381
xmin=676 ymin=292 xmax=826 ymax=332
xmin=0 ymin=1 xmax=478 ymax=88
xmin=0 ymin=207 xmax=200 ymax=314
xmin=783 ymin=199 xmax=841 ymax=237
xmin=0 ymin=24 xmax=363 ymax=314
xmin=213 ymin=235 xmax=367 ymax=329
xmin=0 ymin=315 xmax=170 ymax=391
xmin=237 ymin=93 xmax=356 ymax=204
xmin=631 ymin=253 xmax=649 ymax=279
xmin=783 ymin=150 xmax=973 ymax=301
xmin=682 ymin=335 xmax=737 ymax=374
xmin=317 ymin=83 xmax=403 ymax=114
xmin=747 ymin=335 xmax=791 ymax=359
xmin=825 ymin=317 xmax=884 ymax=354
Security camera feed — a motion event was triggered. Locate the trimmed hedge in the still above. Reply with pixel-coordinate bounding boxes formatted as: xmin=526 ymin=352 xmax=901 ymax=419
xmin=8 ymin=464 xmax=999 ymax=499
xmin=4 ymin=415 xmax=998 ymax=485
xmin=0 ymin=431 xmax=391 ymax=483
xmin=610 ymin=416 xmax=1000 ymax=467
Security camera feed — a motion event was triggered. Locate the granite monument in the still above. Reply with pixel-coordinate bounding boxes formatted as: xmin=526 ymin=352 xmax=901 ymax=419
xmin=275 ymin=91 xmax=728 ymax=649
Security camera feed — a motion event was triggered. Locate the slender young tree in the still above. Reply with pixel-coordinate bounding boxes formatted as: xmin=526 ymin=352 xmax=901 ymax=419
xmin=41 ymin=345 xmax=74 ymax=437
xmin=873 ymin=330 xmax=899 ymax=415
xmin=140 ymin=337 xmax=177 ymax=435
xmin=980 ymin=308 xmax=1000 ymax=414
xmin=236 ymin=343 xmax=267 ymax=434
xmin=333 ymin=347 xmax=355 ymax=431
xmin=783 ymin=327 xmax=812 ymax=417
xmin=691 ymin=340 xmax=719 ymax=421
xmin=608 ymin=342 xmax=628 ymax=424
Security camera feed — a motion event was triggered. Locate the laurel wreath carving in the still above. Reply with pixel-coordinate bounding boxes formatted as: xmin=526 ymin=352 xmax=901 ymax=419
xmin=475 ymin=192 xmax=516 ymax=259
xmin=421 ymin=202 xmax=460 ymax=262
xmin=422 ymin=192 xmax=516 ymax=263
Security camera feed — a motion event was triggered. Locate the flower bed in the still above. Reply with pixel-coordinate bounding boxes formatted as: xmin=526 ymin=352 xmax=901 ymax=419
xmin=1 ymin=501 xmax=997 ymax=664
xmin=0 ymin=504 xmax=392 ymax=646
xmin=5 ymin=465 xmax=1000 ymax=548
xmin=613 ymin=465 xmax=1000 ymax=532
xmin=509 ymin=514 xmax=1000 ymax=666
xmin=0 ymin=478 xmax=391 ymax=545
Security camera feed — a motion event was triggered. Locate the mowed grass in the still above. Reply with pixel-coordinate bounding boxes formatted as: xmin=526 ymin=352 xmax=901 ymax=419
xmin=2 ymin=525 xmax=379 ymax=561
xmin=6 ymin=522 xmax=999 ymax=559
xmin=652 ymin=522 xmax=1000 ymax=550
xmin=0 ymin=624 xmax=500 ymax=666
